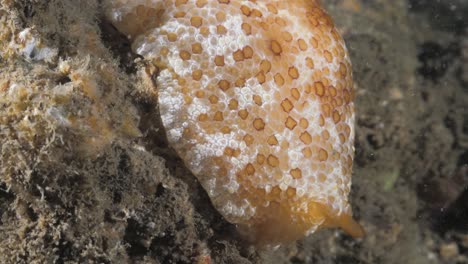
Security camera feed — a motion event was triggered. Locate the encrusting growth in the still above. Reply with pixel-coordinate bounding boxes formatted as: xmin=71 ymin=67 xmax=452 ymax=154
xmin=105 ymin=0 xmax=363 ymax=244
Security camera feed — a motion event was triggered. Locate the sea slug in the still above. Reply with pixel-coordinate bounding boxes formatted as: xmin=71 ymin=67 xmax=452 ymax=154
xmin=105 ymin=0 xmax=363 ymax=244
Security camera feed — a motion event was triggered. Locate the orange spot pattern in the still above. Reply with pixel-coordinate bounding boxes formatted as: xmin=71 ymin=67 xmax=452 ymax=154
xmin=106 ymin=0 xmax=362 ymax=244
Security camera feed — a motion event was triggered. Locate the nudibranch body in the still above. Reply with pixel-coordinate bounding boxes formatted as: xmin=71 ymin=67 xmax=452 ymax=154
xmin=105 ymin=0 xmax=363 ymax=244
